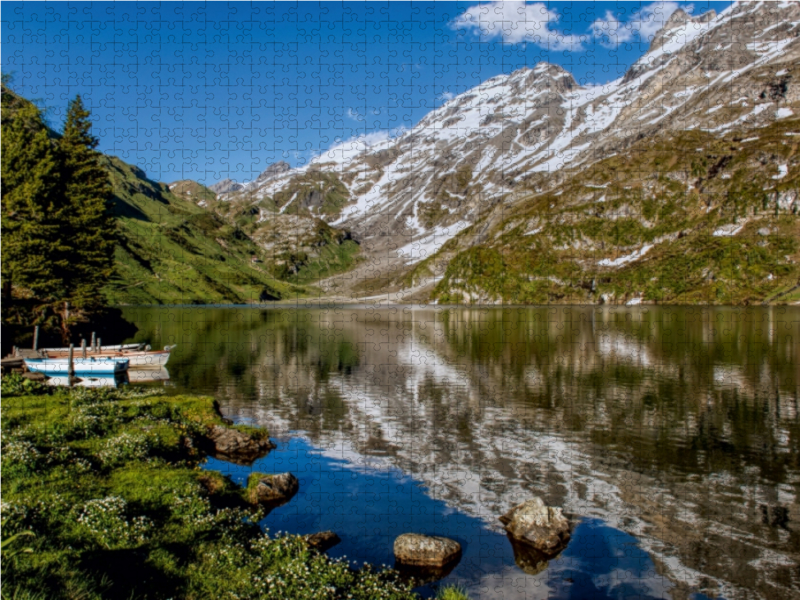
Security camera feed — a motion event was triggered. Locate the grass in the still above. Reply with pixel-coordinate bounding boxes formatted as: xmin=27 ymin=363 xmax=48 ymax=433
xmin=286 ymin=239 xmax=363 ymax=284
xmin=103 ymin=156 xmax=308 ymax=305
xmin=0 ymin=375 xmax=443 ymax=600
xmin=436 ymin=585 xmax=470 ymax=600
xmin=275 ymin=171 xmax=351 ymax=217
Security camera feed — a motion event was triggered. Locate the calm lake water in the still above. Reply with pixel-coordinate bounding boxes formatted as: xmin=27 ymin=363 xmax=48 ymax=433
xmin=121 ymin=305 xmax=800 ymax=600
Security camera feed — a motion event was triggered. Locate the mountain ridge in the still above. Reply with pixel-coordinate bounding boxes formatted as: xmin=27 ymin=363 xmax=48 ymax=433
xmin=205 ymin=0 xmax=798 ymax=305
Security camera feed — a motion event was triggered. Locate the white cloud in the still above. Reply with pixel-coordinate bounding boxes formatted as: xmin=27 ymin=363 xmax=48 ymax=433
xmin=439 ymin=91 xmax=455 ymax=102
xmin=590 ymin=11 xmax=634 ymax=48
xmin=451 ymin=1 xmax=583 ymax=51
xmin=346 ymin=108 xmax=363 ymax=122
xmin=591 ymin=2 xmax=693 ymax=48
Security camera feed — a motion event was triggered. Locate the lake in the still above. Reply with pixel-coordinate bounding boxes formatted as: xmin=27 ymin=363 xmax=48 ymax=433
xmin=122 ymin=305 xmax=800 ymax=600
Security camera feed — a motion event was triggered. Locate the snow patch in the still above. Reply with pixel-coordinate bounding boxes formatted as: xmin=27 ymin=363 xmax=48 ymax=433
xmin=712 ymin=223 xmax=745 ymax=237
xmin=776 ymin=107 xmax=794 ymax=119
xmin=773 ymin=164 xmax=788 ymax=180
xmin=598 ymin=244 xmax=653 ymax=268
xmin=395 ymin=222 xmax=470 ymax=263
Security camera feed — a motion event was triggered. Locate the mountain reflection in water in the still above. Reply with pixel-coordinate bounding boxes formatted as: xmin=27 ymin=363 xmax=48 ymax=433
xmin=123 ymin=305 xmax=800 ymax=600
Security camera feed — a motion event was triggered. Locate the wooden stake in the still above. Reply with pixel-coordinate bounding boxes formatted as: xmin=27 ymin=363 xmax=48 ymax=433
xmin=33 ymin=326 xmax=39 ymax=351
xmin=91 ymin=332 xmax=96 ymax=351
xmin=68 ymin=344 xmax=75 ymax=379
xmin=81 ymin=339 xmax=87 ymax=359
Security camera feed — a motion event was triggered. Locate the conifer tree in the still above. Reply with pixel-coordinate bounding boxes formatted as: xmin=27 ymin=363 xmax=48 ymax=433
xmin=1 ymin=100 xmax=65 ymax=300
xmin=59 ymin=95 xmax=115 ymax=308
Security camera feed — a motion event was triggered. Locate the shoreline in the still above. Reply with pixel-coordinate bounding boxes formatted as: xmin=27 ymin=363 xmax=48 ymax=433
xmin=0 ymin=375 xmax=466 ymax=600
xmin=114 ymin=300 xmax=800 ymax=308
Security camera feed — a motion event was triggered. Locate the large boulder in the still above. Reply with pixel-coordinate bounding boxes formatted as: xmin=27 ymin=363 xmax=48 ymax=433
xmin=251 ymin=472 xmax=299 ymax=504
xmin=499 ymin=497 xmax=571 ymax=556
xmin=393 ymin=534 xmax=462 ymax=568
xmin=205 ymin=424 xmax=276 ymax=465
xmin=304 ymin=531 xmax=341 ymax=553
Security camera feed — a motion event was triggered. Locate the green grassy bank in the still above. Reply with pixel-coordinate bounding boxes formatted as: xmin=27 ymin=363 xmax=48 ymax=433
xmin=0 ymin=376 xmax=467 ymax=600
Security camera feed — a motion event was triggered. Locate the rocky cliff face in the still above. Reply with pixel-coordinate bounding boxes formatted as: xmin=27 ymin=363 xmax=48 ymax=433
xmin=213 ymin=1 xmax=800 ymax=303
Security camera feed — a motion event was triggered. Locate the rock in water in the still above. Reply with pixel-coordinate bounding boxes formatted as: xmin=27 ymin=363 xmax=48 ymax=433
xmin=499 ymin=497 xmax=571 ymax=556
xmin=305 ymin=531 xmax=341 ymax=553
xmin=205 ymin=424 xmax=276 ymax=465
xmin=393 ymin=534 xmax=462 ymax=567
xmin=253 ymin=472 xmax=299 ymax=504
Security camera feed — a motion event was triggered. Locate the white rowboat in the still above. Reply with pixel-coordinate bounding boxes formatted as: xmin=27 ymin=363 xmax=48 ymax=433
xmin=42 ymin=345 xmax=175 ymax=369
xmin=38 ymin=342 xmax=146 ymax=353
xmin=25 ymin=357 xmax=129 ymax=375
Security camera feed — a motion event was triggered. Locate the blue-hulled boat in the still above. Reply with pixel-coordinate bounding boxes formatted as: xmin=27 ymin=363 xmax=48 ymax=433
xmin=24 ymin=357 xmax=129 ymax=375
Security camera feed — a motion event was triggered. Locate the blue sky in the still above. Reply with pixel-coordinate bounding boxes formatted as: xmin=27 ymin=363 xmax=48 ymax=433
xmin=2 ymin=1 xmax=731 ymax=185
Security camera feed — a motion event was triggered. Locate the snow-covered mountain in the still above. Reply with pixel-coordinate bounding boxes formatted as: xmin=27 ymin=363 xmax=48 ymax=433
xmin=212 ymin=1 xmax=800 ymax=303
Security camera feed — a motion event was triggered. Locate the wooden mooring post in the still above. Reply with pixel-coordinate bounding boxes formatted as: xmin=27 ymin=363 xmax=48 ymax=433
xmin=81 ymin=339 xmax=87 ymax=359
xmin=68 ymin=344 xmax=75 ymax=380
xmin=33 ymin=326 xmax=39 ymax=351
xmin=91 ymin=332 xmax=96 ymax=351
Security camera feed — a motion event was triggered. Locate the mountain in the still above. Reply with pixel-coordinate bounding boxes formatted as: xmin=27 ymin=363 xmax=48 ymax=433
xmin=193 ymin=163 xmax=362 ymax=285
xmin=0 ymin=84 xmax=306 ymax=307
xmin=213 ymin=1 xmax=800 ymax=305
xmin=209 ymin=179 xmax=243 ymax=194
xmin=103 ymin=157 xmax=310 ymax=304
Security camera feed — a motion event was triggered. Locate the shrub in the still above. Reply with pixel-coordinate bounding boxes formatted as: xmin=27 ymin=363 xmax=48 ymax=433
xmin=96 ymin=432 xmax=154 ymax=467
xmin=75 ymin=496 xmax=152 ymax=549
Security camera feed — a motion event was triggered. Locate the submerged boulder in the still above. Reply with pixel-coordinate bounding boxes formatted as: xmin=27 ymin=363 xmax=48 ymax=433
xmin=305 ymin=531 xmax=341 ymax=553
xmin=393 ymin=534 xmax=462 ymax=568
xmin=251 ymin=472 xmax=300 ymax=504
xmin=205 ymin=424 xmax=276 ymax=465
xmin=499 ymin=497 xmax=571 ymax=556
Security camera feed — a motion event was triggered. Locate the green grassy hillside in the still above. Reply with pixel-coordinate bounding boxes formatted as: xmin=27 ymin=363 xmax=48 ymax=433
xmin=414 ymin=118 xmax=800 ymax=305
xmin=103 ymin=157 xmax=306 ymax=305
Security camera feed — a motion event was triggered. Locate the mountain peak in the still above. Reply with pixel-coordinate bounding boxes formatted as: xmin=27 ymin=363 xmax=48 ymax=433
xmin=664 ymin=8 xmax=691 ymax=29
xmin=254 ymin=161 xmax=291 ymax=183
xmin=647 ymin=8 xmax=713 ymax=53
xmin=209 ymin=178 xmax=243 ymax=194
